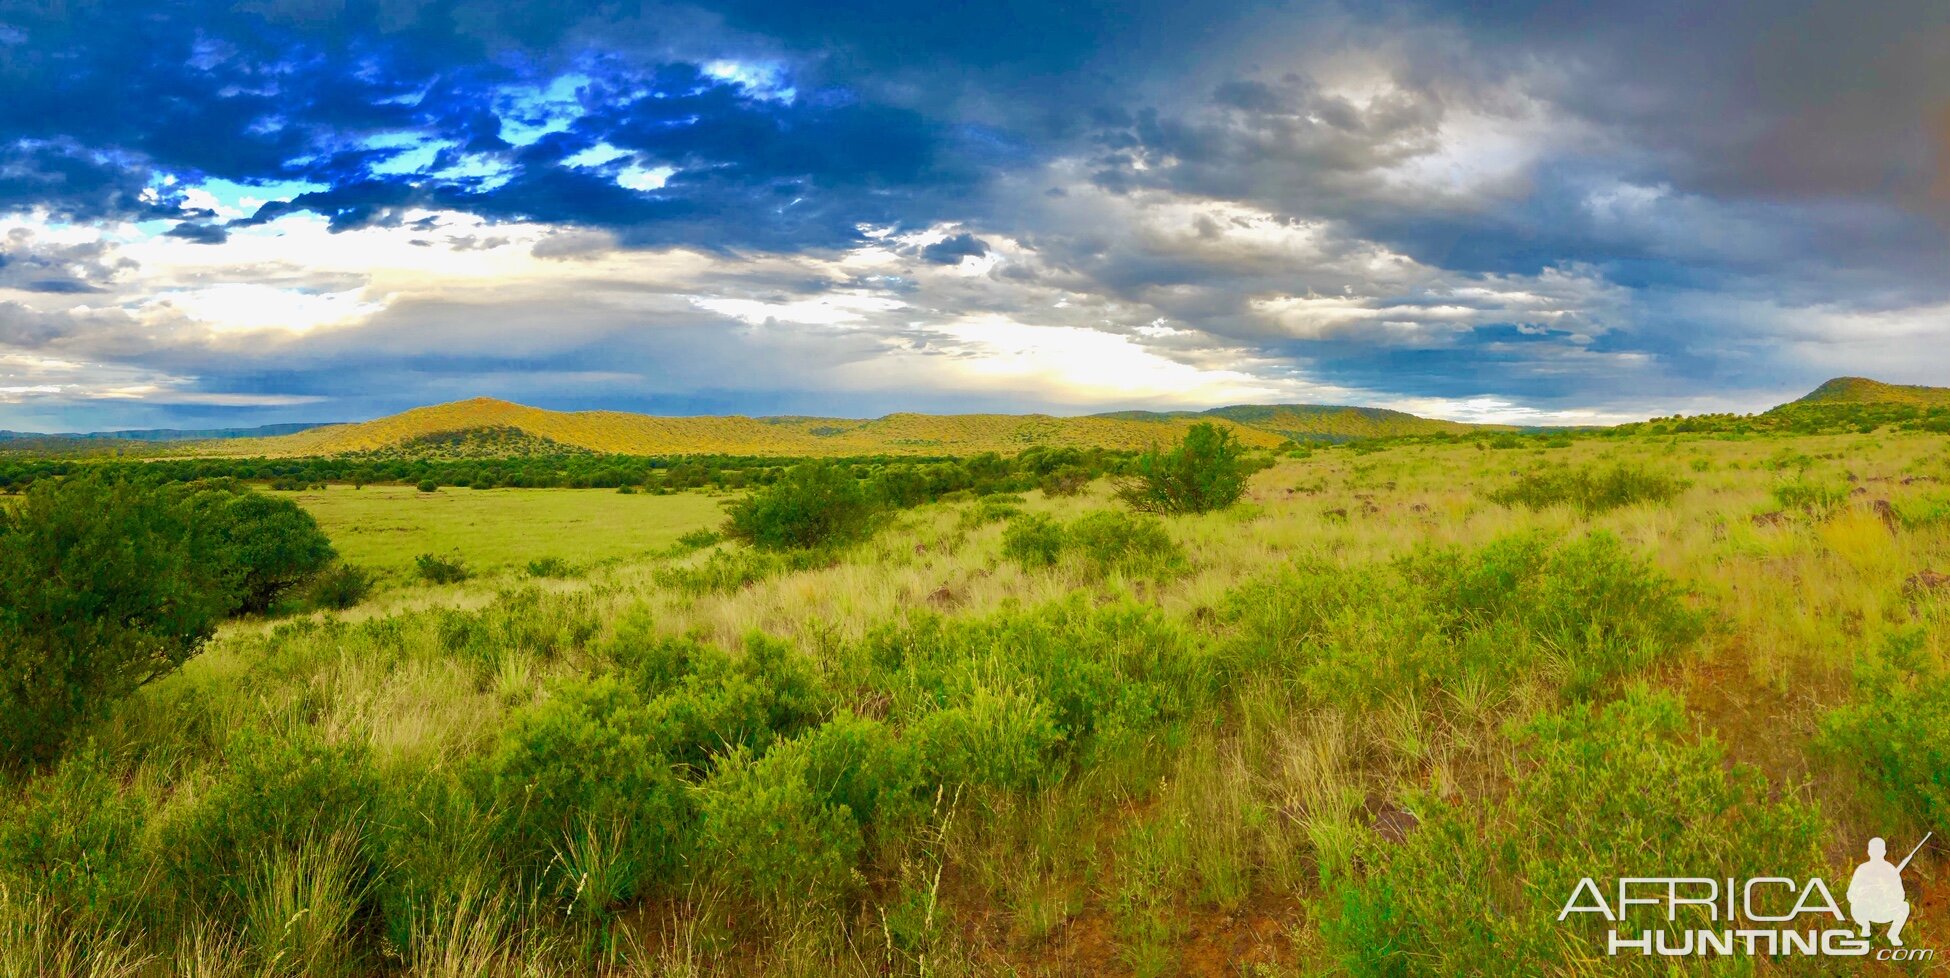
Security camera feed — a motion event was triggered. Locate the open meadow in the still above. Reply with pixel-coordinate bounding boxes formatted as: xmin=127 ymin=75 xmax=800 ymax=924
xmin=289 ymin=486 xmax=727 ymax=579
xmin=4 ymin=427 xmax=1949 ymax=976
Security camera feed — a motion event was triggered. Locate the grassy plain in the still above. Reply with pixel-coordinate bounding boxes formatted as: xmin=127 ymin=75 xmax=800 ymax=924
xmin=5 ymin=429 xmax=1950 ymax=976
xmin=289 ymin=485 xmax=726 ymax=577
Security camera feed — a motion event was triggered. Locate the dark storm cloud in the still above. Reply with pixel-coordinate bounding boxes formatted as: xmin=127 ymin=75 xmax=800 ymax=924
xmin=920 ymin=233 xmax=989 ymax=264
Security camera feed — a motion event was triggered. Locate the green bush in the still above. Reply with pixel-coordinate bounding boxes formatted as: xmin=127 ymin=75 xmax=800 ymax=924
xmin=413 ymin=552 xmax=470 ymax=584
xmin=1001 ymin=510 xmax=1185 ymax=578
xmin=307 ymin=563 xmax=374 ymax=610
xmin=1000 ymin=513 xmax=1065 ymax=567
xmin=1771 ymin=477 xmax=1850 ymax=517
xmin=1226 ymin=532 xmax=1703 ymax=707
xmin=162 ymin=729 xmax=379 ymax=923
xmin=652 ymin=547 xmax=827 ymax=595
xmin=1821 ymin=655 xmax=1950 ymax=834
xmin=0 ymin=475 xmax=236 ymax=762
xmin=487 ymin=676 xmax=691 ymax=903
xmin=1116 ymin=422 xmax=1248 ymax=514
xmin=191 ymin=487 xmax=338 ymax=613
xmin=1486 ymin=464 xmax=1687 ymax=514
xmin=696 ymin=715 xmax=914 ymax=907
xmin=1065 ymin=510 xmax=1184 ymax=576
xmin=525 ymin=555 xmax=573 ymax=578
xmin=0 ymin=748 xmax=148 ymax=934
xmin=1325 ymin=691 xmax=1824 ymax=975
xmin=909 ymin=687 xmax=1065 ymax=793
xmin=416 ymin=479 xmax=439 ymax=493
xmin=724 ymin=461 xmax=879 ymax=551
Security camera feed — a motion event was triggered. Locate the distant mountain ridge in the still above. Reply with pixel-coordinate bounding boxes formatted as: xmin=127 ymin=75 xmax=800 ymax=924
xmin=0 ymin=422 xmax=326 ymax=443
xmin=189 ymin=396 xmax=1496 ymax=458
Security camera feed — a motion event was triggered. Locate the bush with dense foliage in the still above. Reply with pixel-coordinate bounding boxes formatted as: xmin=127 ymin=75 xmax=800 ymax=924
xmin=1486 ymin=463 xmax=1687 ymax=514
xmin=1001 ymin=509 xmax=1186 ymax=578
xmin=190 ymin=487 xmax=338 ymax=612
xmin=0 ymin=476 xmax=238 ymax=762
xmin=413 ymin=552 xmax=470 ymax=584
xmin=1325 ymin=691 xmax=1824 ymax=975
xmin=724 ymin=460 xmax=880 ymax=550
xmin=1116 ymin=422 xmax=1248 ymax=514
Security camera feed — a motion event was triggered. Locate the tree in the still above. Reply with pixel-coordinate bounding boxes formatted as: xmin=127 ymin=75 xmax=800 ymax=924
xmin=1116 ymin=422 xmax=1248 ymax=514
xmin=724 ymin=461 xmax=879 ymax=550
xmin=191 ymin=488 xmax=338 ymax=613
xmin=0 ymin=476 xmax=236 ymax=762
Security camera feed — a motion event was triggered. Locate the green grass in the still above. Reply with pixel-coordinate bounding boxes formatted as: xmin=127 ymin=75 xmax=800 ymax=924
xmin=290 ymin=485 xmax=725 ymax=577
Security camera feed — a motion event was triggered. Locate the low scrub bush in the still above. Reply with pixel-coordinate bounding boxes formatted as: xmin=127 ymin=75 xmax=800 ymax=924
xmin=162 ymin=729 xmax=380 ymax=928
xmin=307 ymin=563 xmax=375 ymax=610
xmin=413 ymin=552 xmax=470 ymax=584
xmin=1117 ymin=422 xmax=1249 ymax=515
xmin=1227 ymin=532 xmax=1703 ymax=706
xmin=909 ymin=686 xmax=1066 ymax=793
xmin=1326 ymin=691 xmax=1825 ymax=975
xmin=487 ymin=677 xmax=691 ymax=903
xmin=1820 ymin=644 xmax=1950 ymax=834
xmin=1770 ymin=477 xmax=1851 ymax=517
xmin=0 ymin=748 xmax=148 ymax=936
xmin=524 ymin=555 xmax=573 ymax=578
xmin=651 ymin=547 xmax=827 ymax=595
xmin=725 ymin=461 xmax=879 ymax=550
xmin=696 ymin=714 xmax=914 ymax=908
xmin=1001 ymin=510 xmax=1185 ymax=578
xmin=1486 ymin=463 xmax=1687 ymax=514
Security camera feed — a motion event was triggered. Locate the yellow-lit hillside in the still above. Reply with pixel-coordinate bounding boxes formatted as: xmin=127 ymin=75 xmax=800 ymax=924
xmin=206 ymin=397 xmax=1328 ymax=457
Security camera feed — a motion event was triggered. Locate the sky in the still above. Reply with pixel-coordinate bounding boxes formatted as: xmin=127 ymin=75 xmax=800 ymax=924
xmin=1 ymin=1 xmax=1947 ymax=431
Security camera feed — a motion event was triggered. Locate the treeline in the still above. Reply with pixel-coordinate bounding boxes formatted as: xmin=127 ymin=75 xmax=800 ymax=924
xmin=0 ymin=445 xmax=1140 ymax=497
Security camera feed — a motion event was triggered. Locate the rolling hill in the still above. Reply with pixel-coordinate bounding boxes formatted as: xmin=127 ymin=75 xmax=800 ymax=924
xmin=196 ymin=396 xmax=1492 ymax=458
xmin=1777 ymin=376 xmax=1950 ymax=409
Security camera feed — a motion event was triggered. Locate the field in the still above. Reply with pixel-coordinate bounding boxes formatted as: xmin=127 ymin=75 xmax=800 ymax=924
xmin=5 ymin=427 xmax=1950 ymax=976
xmin=289 ymin=486 xmax=727 ymax=578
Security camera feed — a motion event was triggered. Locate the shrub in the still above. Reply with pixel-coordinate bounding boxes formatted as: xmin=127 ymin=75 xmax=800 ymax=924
xmin=0 ymin=475 xmax=236 ymax=762
xmin=652 ymin=547 xmax=827 ymax=595
xmin=1039 ymin=465 xmax=1091 ymax=497
xmin=724 ymin=461 xmax=879 ymax=551
xmin=417 ymin=479 xmax=439 ymax=493
xmin=487 ymin=677 xmax=691 ymax=901
xmin=1771 ymin=477 xmax=1850 ymax=517
xmin=673 ymin=528 xmax=722 ymax=551
xmin=1325 ymin=691 xmax=1824 ymax=975
xmin=1486 ymin=464 xmax=1687 ymax=514
xmin=1116 ymin=422 xmax=1248 ymax=514
xmin=307 ymin=563 xmax=375 ymax=610
xmin=0 ymin=748 xmax=148 ymax=934
xmin=1000 ymin=513 xmax=1065 ymax=567
xmin=1820 ymin=659 xmax=1950 ymax=834
xmin=413 ymin=552 xmax=470 ymax=584
xmin=1002 ymin=510 xmax=1185 ymax=578
xmin=1065 ymin=510 xmax=1184 ymax=576
xmin=162 ymin=729 xmax=380 ymax=923
xmin=191 ymin=488 xmax=338 ymax=613
xmin=525 ymin=556 xmax=573 ymax=578
xmin=909 ymin=687 xmax=1065 ymax=793
xmin=696 ymin=715 xmax=913 ymax=908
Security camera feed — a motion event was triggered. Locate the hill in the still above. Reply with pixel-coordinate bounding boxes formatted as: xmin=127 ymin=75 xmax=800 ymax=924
xmin=195 ymin=397 xmax=1490 ymax=458
xmin=1778 ymin=376 xmax=1950 ymax=409
xmin=0 ymin=421 xmax=325 ymax=443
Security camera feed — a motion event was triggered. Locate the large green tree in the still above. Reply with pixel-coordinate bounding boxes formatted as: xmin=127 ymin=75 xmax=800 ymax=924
xmin=0 ymin=477 xmax=236 ymax=762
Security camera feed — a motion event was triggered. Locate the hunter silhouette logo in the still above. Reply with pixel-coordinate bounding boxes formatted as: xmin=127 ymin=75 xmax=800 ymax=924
xmin=1559 ymin=834 xmax=1937 ymax=961
xmin=1848 ymin=834 xmax=1928 ymax=946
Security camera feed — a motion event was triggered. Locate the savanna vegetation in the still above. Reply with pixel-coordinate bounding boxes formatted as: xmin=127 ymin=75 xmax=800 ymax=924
xmin=1 ymin=420 xmax=1947 ymax=976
